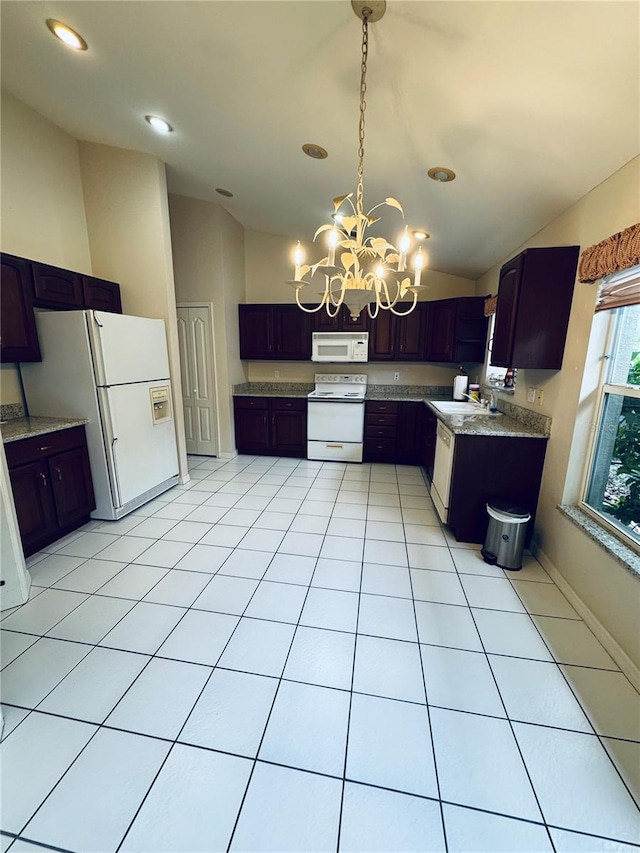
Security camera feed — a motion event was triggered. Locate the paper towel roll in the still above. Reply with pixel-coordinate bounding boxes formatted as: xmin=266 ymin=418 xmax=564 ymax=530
xmin=453 ymin=374 xmax=469 ymax=400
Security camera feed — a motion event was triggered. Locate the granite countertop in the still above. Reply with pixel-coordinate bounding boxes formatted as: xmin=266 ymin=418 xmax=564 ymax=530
xmin=425 ymin=402 xmax=548 ymax=439
xmin=1 ymin=416 xmax=90 ymax=443
xmin=232 ymin=382 xmax=451 ymax=402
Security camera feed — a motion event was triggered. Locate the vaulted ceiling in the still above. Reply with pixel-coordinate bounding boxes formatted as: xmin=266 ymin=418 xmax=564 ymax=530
xmin=1 ymin=1 xmax=638 ymax=278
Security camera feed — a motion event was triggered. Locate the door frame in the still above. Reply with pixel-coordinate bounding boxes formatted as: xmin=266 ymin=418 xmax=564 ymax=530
xmin=176 ymin=302 xmax=221 ymax=458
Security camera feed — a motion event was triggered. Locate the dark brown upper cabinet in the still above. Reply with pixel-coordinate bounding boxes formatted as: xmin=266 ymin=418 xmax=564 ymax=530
xmin=368 ymin=303 xmax=427 ymax=361
xmin=313 ymin=304 xmax=369 ymax=332
xmin=491 ymin=245 xmax=580 ymax=369
xmin=424 ymin=297 xmax=488 ymax=363
xmin=31 ymin=262 xmax=122 ymax=314
xmin=239 ymin=304 xmax=312 ymax=360
xmin=32 ymin=262 xmax=84 ymax=309
xmin=81 ymin=276 xmax=122 ymax=314
xmin=1 ymin=253 xmax=41 ymax=362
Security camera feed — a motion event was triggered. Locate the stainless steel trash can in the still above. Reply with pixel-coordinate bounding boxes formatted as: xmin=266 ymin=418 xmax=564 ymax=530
xmin=481 ymin=499 xmax=531 ymax=570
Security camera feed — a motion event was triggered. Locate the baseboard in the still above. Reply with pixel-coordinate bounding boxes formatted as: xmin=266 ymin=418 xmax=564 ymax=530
xmin=531 ymin=541 xmax=640 ymax=691
xmin=218 ymin=450 xmax=238 ymax=460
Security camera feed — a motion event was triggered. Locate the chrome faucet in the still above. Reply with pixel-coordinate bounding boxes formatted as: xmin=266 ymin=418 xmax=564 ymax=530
xmin=459 ymin=391 xmax=486 ymax=408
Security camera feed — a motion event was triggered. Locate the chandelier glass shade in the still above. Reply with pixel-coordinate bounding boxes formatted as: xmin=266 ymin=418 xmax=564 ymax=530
xmin=287 ymin=2 xmax=427 ymax=320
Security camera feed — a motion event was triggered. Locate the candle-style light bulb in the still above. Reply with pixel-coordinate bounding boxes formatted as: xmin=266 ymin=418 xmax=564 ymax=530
xmin=294 ymin=241 xmax=304 ymax=280
xmin=413 ymin=248 xmax=424 ymax=289
xmin=398 ymin=227 xmax=410 ymax=272
xmin=327 ymin=228 xmax=338 ymax=266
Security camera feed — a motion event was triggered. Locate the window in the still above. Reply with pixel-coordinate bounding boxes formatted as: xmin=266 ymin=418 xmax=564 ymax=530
xmin=582 ymin=279 xmax=640 ymax=551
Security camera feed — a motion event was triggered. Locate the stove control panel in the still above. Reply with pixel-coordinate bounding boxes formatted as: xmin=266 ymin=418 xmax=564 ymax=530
xmin=314 ymin=374 xmax=368 ymax=384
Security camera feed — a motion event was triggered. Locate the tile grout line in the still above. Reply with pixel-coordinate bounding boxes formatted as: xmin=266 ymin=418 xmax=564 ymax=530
xmin=335 ymin=462 xmax=370 ymax=853
xmin=405 ymin=462 xmax=449 ymax=852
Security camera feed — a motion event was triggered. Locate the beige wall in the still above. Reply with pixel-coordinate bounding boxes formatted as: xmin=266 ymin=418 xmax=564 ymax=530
xmin=77 ymin=143 xmax=188 ymax=481
xmin=476 ymin=155 xmax=640 ymax=668
xmin=169 ymin=194 xmax=247 ymax=456
xmin=0 ymin=91 xmax=92 ymax=405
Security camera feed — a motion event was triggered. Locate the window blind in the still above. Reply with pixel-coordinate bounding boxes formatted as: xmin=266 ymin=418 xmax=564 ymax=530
xmin=596 ymin=265 xmax=640 ymax=312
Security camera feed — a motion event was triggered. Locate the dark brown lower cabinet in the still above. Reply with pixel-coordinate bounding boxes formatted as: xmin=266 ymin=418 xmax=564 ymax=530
xmin=447 ymin=433 xmax=548 ymax=545
xmin=6 ymin=425 xmax=96 ymax=557
xmin=234 ymin=397 xmax=307 ymax=457
xmin=364 ymin=401 xmax=424 ymax=465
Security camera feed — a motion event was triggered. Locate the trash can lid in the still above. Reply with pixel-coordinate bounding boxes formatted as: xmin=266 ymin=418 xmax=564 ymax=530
xmin=487 ymin=498 xmax=530 ymax=519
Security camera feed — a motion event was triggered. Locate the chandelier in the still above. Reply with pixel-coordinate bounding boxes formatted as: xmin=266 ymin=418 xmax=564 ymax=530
xmin=288 ymin=0 xmax=427 ymax=320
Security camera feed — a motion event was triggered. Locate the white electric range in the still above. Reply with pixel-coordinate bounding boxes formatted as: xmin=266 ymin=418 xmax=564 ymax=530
xmin=307 ymin=373 xmax=367 ymax=462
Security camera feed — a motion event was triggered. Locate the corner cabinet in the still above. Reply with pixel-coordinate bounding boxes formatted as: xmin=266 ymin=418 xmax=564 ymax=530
xmin=0 ymin=254 xmax=41 ymax=362
xmin=5 ymin=425 xmax=96 ymax=557
xmin=234 ymin=396 xmax=307 ymax=457
xmin=491 ymin=245 xmax=580 ymax=369
xmin=424 ymin=297 xmax=488 ymax=364
xmin=239 ymin=305 xmax=312 ymax=360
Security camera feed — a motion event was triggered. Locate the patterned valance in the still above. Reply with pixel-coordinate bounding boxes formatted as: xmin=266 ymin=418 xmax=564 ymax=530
xmin=484 ymin=294 xmax=497 ymax=317
xmin=578 ymin=222 xmax=640 ymax=283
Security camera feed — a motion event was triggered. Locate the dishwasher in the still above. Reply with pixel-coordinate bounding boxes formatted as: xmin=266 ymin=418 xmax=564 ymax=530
xmin=430 ymin=421 xmax=455 ymax=523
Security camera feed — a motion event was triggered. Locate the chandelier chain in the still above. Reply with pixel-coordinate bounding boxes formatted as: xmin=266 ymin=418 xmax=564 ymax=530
xmin=356 ymin=8 xmax=370 ymax=216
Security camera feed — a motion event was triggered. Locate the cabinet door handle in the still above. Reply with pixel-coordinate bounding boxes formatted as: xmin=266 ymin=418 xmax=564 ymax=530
xmin=38 ymin=445 xmax=51 ymax=452
xmin=54 ymin=466 xmax=62 ymax=482
xmin=39 ymin=472 xmax=47 ymax=487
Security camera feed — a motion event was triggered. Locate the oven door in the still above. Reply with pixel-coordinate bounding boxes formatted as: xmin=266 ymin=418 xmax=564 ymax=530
xmin=307 ymin=400 xmax=364 ymax=442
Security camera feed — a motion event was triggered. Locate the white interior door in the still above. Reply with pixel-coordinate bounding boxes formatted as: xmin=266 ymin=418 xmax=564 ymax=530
xmin=177 ymin=305 xmax=218 ymax=456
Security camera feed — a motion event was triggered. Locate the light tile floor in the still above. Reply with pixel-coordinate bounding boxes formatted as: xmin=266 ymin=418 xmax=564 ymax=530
xmin=1 ymin=455 xmax=639 ymax=853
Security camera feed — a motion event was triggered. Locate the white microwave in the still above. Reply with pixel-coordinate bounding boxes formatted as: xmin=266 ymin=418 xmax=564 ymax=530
xmin=311 ymin=331 xmax=369 ymax=363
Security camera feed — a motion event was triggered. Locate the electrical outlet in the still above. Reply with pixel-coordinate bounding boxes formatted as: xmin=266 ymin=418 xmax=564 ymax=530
xmin=535 ymin=389 xmax=544 ymax=406
xmin=527 ymin=387 xmax=536 ymax=404
xmin=393 ymin=372 xmax=400 ymax=381
xmin=274 ymin=370 xmax=280 ymax=379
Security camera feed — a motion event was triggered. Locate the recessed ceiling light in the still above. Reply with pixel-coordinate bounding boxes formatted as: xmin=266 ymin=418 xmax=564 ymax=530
xmin=302 ymin=143 xmax=328 ymax=160
xmin=145 ymin=115 xmax=173 ymax=134
xmin=46 ymin=19 xmax=87 ymax=51
xmin=412 ymin=229 xmax=430 ymax=240
xmin=427 ymin=167 xmax=456 ymax=183
xmin=215 ymin=188 xmax=234 ymax=198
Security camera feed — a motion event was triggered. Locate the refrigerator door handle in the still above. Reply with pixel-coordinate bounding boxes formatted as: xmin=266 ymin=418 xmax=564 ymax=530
xmin=110 ymin=437 xmax=123 ymax=505
xmin=94 ymin=313 xmax=103 ymax=327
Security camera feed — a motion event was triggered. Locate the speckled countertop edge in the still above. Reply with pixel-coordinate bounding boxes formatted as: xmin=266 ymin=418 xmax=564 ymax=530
xmin=1 ymin=416 xmax=90 ymax=443
xmin=559 ymin=505 xmax=640 ymax=578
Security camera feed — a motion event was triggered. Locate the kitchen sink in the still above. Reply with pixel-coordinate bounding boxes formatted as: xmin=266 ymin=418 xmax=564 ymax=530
xmin=430 ymin=401 xmax=502 ymax=416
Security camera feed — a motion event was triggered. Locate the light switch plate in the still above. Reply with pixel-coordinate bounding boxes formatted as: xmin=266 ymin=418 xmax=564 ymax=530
xmin=527 ymin=387 xmax=536 ymax=403
xmin=535 ymin=389 xmax=544 ymax=406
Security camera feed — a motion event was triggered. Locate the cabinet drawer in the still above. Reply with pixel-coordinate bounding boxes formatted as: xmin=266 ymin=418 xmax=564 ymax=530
xmin=234 ymin=396 xmax=269 ymax=410
xmin=365 ymin=438 xmax=396 ymax=457
xmin=365 ymin=424 xmax=396 ymax=439
xmin=366 ymin=401 xmax=399 ymax=414
xmin=366 ymin=413 xmax=397 ymax=427
xmin=5 ymin=426 xmax=86 ymax=469
xmin=270 ymin=397 xmax=307 ymax=412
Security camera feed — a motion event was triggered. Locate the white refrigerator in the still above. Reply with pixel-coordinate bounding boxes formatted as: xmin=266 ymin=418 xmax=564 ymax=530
xmin=21 ymin=310 xmax=179 ymax=520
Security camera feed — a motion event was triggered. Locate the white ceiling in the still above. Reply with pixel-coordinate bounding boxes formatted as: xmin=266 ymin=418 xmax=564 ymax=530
xmin=1 ymin=1 xmax=638 ymax=279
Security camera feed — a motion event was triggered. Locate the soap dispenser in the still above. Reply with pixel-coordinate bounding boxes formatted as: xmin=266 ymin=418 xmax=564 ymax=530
xmin=453 ymin=366 xmax=469 ymax=401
